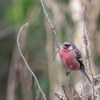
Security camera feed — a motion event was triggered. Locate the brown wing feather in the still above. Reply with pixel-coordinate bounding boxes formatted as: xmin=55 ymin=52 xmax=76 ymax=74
xmin=71 ymin=43 xmax=85 ymax=70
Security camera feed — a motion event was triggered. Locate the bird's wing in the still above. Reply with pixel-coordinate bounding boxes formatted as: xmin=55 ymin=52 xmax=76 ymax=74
xmin=74 ymin=47 xmax=85 ymax=70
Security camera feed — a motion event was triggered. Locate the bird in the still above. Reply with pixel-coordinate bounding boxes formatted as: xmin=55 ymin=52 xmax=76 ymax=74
xmin=59 ymin=41 xmax=92 ymax=83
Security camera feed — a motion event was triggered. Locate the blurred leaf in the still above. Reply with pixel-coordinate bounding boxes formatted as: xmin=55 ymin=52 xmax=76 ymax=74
xmin=38 ymin=76 xmax=49 ymax=93
xmin=5 ymin=4 xmax=24 ymax=24
xmin=65 ymin=13 xmax=74 ymax=27
xmin=5 ymin=0 xmax=36 ymax=24
xmin=56 ymin=0 xmax=70 ymax=4
xmin=94 ymin=52 xmax=100 ymax=67
xmin=26 ymin=10 xmax=46 ymax=51
xmin=97 ymin=13 xmax=100 ymax=31
xmin=22 ymin=0 xmax=36 ymax=16
xmin=61 ymin=29 xmax=67 ymax=43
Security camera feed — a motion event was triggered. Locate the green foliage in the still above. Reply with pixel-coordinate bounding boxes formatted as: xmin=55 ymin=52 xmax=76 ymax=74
xmin=56 ymin=0 xmax=70 ymax=4
xmin=97 ymin=13 xmax=100 ymax=31
xmin=5 ymin=4 xmax=24 ymax=24
xmin=38 ymin=76 xmax=49 ymax=93
xmin=22 ymin=0 xmax=35 ymax=16
xmin=0 ymin=0 xmax=8 ymax=17
xmin=65 ymin=13 xmax=74 ymax=28
xmin=94 ymin=51 xmax=100 ymax=67
xmin=33 ymin=73 xmax=49 ymax=100
xmin=5 ymin=0 xmax=36 ymax=24
xmin=26 ymin=10 xmax=46 ymax=52
xmin=61 ymin=29 xmax=67 ymax=43
xmin=61 ymin=13 xmax=75 ymax=43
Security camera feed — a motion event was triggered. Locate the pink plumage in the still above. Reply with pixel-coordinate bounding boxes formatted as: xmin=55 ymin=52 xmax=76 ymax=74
xmin=59 ymin=42 xmax=92 ymax=83
xmin=59 ymin=49 xmax=80 ymax=70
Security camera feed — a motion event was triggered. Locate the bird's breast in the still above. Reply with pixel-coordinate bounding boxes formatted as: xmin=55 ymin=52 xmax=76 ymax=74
xmin=59 ymin=49 xmax=80 ymax=71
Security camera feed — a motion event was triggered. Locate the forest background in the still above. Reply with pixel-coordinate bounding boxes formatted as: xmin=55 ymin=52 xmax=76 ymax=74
xmin=0 ymin=0 xmax=100 ymax=100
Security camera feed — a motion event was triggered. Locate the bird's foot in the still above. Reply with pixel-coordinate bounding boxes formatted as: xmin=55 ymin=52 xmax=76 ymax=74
xmin=66 ymin=71 xmax=71 ymax=76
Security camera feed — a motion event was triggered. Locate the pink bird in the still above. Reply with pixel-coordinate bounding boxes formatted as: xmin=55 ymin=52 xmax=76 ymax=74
xmin=59 ymin=42 xmax=92 ymax=83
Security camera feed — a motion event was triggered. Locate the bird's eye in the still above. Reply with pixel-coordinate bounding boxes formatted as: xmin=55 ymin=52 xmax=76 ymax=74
xmin=63 ymin=45 xmax=66 ymax=49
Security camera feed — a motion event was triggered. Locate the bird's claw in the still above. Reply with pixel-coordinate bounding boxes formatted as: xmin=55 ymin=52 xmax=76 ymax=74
xmin=66 ymin=71 xmax=71 ymax=76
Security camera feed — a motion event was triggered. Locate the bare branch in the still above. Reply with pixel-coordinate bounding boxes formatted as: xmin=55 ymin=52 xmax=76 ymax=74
xmin=55 ymin=93 xmax=63 ymax=100
xmin=17 ymin=23 xmax=46 ymax=100
xmin=62 ymin=85 xmax=69 ymax=100
xmin=80 ymin=92 xmax=100 ymax=99
xmin=83 ymin=0 xmax=94 ymax=97
xmin=40 ymin=0 xmax=61 ymax=50
xmin=40 ymin=0 xmax=81 ymax=99
xmin=80 ymin=93 xmax=91 ymax=98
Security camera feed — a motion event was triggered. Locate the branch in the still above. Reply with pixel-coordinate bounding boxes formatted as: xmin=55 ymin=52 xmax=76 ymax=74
xmin=17 ymin=23 xmax=46 ymax=100
xmin=40 ymin=0 xmax=81 ymax=99
xmin=55 ymin=93 xmax=63 ymax=100
xmin=80 ymin=93 xmax=91 ymax=99
xmin=40 ymin=0 xmax=61 ymax=50
xmin=62 ymin=85 xmax=69 ymax=100
xmin=83 ymin=0 xmax=95 ymax=99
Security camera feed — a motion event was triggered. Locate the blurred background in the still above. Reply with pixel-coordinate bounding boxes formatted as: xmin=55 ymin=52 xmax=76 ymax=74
xmin=0 ymin=0 xmax=100 ymax=100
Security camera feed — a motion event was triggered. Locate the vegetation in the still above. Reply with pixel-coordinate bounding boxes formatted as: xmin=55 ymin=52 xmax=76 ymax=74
xmin=0 ymin=0 xmax=100 ymax=100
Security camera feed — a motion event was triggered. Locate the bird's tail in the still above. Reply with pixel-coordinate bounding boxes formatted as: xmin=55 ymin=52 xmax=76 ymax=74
xmin=80 ymin=69 xmax=92 ymax=84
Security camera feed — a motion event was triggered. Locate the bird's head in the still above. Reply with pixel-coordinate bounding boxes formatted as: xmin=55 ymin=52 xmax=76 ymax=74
xmin=63 ymin=42 xmax=74 ymax=51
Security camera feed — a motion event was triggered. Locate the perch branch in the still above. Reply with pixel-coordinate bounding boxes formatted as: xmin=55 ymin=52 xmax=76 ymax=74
xmin=41 ymin=0 xmax=80 ymax=98
xmin=40 ymin=0 xmax=80 ymax=99
xmin=17 ymin=23 xmax=46 ymax=100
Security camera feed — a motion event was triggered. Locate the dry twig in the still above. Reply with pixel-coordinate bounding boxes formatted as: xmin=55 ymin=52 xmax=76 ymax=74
xmin=83 ymin=0 xmax=94 ymax=97
xmin=62 ymin=85 xmax=69 ymax=100
xmin=55 ymin=93 xmax=63 ymax=100
xmin=17 ymin=23 xmax=46 ymax=100
xmin=40 ymin=0 xmax=61 ymax=50
xmin=40 ymin=0 xmax=81 ymax=99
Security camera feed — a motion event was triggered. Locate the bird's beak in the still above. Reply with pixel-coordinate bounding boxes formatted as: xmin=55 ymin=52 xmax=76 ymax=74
xmin=63 ymin=45 xmax=66 ymax=49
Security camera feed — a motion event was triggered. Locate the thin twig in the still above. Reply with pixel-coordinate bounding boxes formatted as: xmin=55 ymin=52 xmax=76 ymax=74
xmin=83 ymin=0 xmax=94 ymax=97
xmin=40 ymin=0 xmax=81 ymax=99
xmin=61 ymin=86 xmax=63 ymax=100
xmin=62 ymin=85 xmax=69 ymax=100
xmin=17 ymin=23 xmax=46 ymax=100
xmin=52 ymin=49 xmax=59 ymax=62
xmin=55 ymin=93 xmax=63 ymax=100
xmin=80 ymin=92 xmax=100 ymax=99
xmin=40 ymin=0 xmax=61 ymax=50
xmin=68 ymin=76 xmax=81 ymax=100
xmin=36 ymin=88 xmax=41 ymax=100
xmin=64 ymin=65 xmax=81 ymax=99
xmin=80 ymin=93 xmax=90 ymax=98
